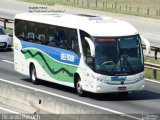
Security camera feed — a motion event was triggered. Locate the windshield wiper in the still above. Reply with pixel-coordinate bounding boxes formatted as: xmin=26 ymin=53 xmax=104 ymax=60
xmin=121 ymin=55 xmax=135 ymax=73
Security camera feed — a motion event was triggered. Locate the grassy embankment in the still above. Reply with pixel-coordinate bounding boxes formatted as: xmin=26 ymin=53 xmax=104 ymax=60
xmin=6 ymin=28 xmax=13 ymax=45
xmin=145 ymin=57 xmax=160 ymax=80
xmin=20 ymin=0 xmax=160 ymax=19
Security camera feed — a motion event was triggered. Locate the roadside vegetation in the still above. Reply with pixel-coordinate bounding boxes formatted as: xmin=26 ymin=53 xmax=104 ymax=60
xmin=20 ymin=0 xmax=160 ymax=19
xmin=6 ymin=28 xmax=13 ymax=35
xmin=6 ymin=28 xmax=13 ymax=46
xmin=144 ymin=56 xmax=160 ymax=80
xmin=145 ymin=56 xmax=160 ymax=65
xmin=145 ymin=68 xmax=160 ymax=80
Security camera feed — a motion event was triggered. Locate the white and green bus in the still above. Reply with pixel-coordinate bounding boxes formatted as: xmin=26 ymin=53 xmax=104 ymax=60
xmin=14 ymin=13 xmax=150 ymax=96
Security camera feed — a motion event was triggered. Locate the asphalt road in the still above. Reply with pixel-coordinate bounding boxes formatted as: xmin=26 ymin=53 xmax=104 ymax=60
xmin=0 ymin=50 xmax=160 ymax=119
xmin=0 ymin=104 xmax=22 ymax=114
xmin=0 ymin=104 xmax=43 ymax=120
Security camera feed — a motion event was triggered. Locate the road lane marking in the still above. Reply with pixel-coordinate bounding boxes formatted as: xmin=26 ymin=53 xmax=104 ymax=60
xmin=141 ymin=33 xmax=160 ymax=37
xmin=0 ymin=106 xmax=20 ymax=114
xmin=2 ymin=60 xmax=14 ymax=64
xmin=146 ymin=78 xmax=160 ymax=84
xmin=0 ymin=78 xmax=140 ymax=120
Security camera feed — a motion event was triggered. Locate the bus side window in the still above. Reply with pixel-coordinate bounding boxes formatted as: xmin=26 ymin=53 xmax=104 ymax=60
xmin=80 ymin=30 xmax=93 ymax=68
xmin=54 ymin=31 xmax=60 ymax=46
xmin=38 ymin=34 xmax=46 ymax=44
xmin=36 ymin=23 xmax=48 ymax=45
xmin=80 ymin=30 xmax=90 ymax=56
xmin=86 ymin=41 xmax=93 ymax=69
xmin=48 ymin=26 xmax=57 ymax=47
xmin=27 ymin=32 xmax=35 ymax=42
xmin=48 ymin=36 xmax=56 ymax=47
xmin=71 ymin=30 xmax=78 ymax=49
xmin=15 ymin=19 xmax=25 ymax=40
xmin=59 ymin=31 xmax=66 ymax=49
xmin=26 ymin=21 xmax=36 ymax=42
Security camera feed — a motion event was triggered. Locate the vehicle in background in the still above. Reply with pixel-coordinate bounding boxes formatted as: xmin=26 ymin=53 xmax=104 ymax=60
xmin=0 ymin=26 xmax=12 ymax=50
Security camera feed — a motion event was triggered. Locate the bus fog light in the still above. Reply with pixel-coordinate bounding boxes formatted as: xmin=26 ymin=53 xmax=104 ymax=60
xmin=97 ymin=86 xmax=100 ymax=90
xmin=139 ymin=77 xmax=144 ymax=81
xmin=139 ymin=74 xmax=145 ymax=81
xmin=92 ymin=75 xmax=108 ymax=84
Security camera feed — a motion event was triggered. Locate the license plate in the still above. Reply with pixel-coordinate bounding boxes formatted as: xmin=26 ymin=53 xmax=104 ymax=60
xmin=118 ymin=86 xmax=126 ymax=91
xmin=0 ymin=43 xmax=5 ymax=46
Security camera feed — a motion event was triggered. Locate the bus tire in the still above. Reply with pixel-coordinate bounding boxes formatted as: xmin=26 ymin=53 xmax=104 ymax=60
xmin=75 ymin=76 xmax=85 ymax=97
xmin=30 ymin=64 xmax=38 ymax=84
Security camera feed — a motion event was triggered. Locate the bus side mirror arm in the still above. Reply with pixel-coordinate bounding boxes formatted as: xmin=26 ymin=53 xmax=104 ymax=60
xmin=85 ymin=37 xmax=95 ymax=57
xmin=141 ymin=36 xmax=151 ymax=55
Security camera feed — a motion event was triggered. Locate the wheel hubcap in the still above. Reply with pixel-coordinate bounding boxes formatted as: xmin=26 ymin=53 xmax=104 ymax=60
xmin=32 ymin=69 xmax=36 ymax=81
xmin=77 ymin=81 xmax=82 ymax=94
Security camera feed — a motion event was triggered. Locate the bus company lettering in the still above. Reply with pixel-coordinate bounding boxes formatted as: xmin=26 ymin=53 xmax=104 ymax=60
xmin=61 ymin=53 xmax=75 ymax=62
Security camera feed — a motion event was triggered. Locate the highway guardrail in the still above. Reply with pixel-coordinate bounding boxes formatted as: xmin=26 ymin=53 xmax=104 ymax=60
xmin=0 ymin=17 xmax=13 ymax=29
xmin=144 ymin=62 xmax=160 ymax=79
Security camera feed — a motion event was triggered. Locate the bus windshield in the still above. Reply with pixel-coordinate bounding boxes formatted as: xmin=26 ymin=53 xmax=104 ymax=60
xmin=92 ymin=35 xmax=144 ymax=76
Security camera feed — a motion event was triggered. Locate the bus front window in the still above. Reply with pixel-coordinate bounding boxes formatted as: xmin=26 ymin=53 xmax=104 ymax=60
xmin=93 ymin=35 xmax=144 ymax=76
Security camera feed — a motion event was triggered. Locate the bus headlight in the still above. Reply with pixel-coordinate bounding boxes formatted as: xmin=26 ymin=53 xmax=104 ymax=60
xmin=135 ymin=75 xmax=144 ymax=82
xmin=91 ymin=74 xmax=109 ymax=84
xmin=139 ymin=75 xmax=145 ymax=81
xmin=139 ymin=76 xmax=144 ymax=81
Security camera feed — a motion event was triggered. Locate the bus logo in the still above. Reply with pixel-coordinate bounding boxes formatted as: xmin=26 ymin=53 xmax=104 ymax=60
xmin=61 ymin=53 xmax=75 ymax=62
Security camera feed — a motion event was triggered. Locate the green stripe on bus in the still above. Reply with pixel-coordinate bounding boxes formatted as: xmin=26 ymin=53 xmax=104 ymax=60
xmin=22 ymin=49 xmax=77 ymax=83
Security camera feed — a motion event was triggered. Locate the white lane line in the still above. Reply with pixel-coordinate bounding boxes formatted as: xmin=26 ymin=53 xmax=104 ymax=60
xmin=146 ymin=78 xmax=160 ymax=84
xmin=1 ymin=60 xmax=14 ymax=64
xmin=0 ymin=78 xmax=140 ymax=120
xmin=0 ymin=106 xmax=20 ymax=114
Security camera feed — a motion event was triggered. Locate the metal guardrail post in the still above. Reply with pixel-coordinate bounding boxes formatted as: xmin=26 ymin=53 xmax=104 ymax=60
xmin=143 ymin=44 xmax=160 ymax=60
xmin=155 ymin=48 xmax=158 ymax=60
xmin=154 ymin=48 xmax=160 ymax=60
xmin=153 ymin=69 xmax=157 ymax=79
xmin=4 ymin=19 xmax=8 ymax=29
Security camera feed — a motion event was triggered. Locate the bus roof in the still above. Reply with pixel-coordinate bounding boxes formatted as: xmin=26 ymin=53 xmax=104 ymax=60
xmin=15 ymin=13 xmax=138 ymax=37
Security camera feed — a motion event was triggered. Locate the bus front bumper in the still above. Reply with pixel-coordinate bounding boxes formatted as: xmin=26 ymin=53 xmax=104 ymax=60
xmin=88 ymin=80 xmax=145 ymax=93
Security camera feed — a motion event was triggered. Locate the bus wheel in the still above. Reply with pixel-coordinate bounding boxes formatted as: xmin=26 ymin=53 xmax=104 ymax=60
xmin=30 ymin=64 xmax=38 ymax=84
xmin=76 ymin=77 xmax=85 ymax=97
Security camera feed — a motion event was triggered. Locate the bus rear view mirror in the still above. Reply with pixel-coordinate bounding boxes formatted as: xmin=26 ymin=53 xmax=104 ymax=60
xmin=85 ymin=37 xmax=95 ymax=57
xmin=141 ymin=36 xmax=151 ymax=55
